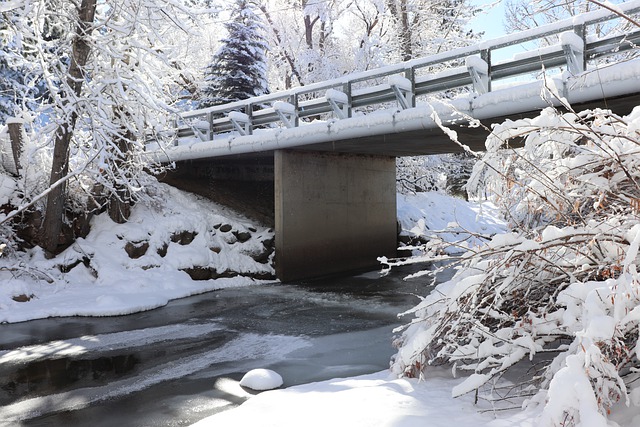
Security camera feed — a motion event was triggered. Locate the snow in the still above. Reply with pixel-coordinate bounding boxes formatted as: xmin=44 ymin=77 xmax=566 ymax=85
xmin=560 ymin=31 xmax=585 ymax=52
xmin=0 ymin=321 xmax=224 ymax=364
xmin=388 ymin=75 xmax=412 ymax=92
xmin=397 ymin=192 xmax=506 ymax=253
xmin=273 ymin=101 xmax=296 ymax=114
xmin=0 ymin=333 xmax=309 ymax=424
xmin=0 ymin=181 xmax=275 ymax=323
xmin=325 ymin=88 xmax=348 ymax=104
xmin=228 ymin=111 xmax=250 ymax=122
xmin=1 ymin=173 xmax=639 ymax=426
xmin=465 ymin=55 xmax=489 ymax=74
xmin=191 ymin=370 xmax=502 ymax=427
xmin=239 ymin=368 xmax=283 ymax=391
xmin=0 ymin=0 xmax=24 ymax=13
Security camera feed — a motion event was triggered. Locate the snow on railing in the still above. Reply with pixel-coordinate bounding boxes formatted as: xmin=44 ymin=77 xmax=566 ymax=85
xmin=174 ymin=0 xmax=640 ymax=144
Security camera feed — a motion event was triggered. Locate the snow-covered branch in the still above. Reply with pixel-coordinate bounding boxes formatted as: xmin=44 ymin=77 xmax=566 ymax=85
xmin=392 ymin=106 xmax=640 ymax=426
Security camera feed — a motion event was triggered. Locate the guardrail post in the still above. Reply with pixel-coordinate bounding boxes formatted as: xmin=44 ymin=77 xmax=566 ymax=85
xmin=466 ymin=56 xmax=489 ymax=95
xmin=289 ymin=94 xmax=300 ymax=127
xmin=404 ymin=67 xmax=416 ymax=108
xmin=561 ymin=28 xmax=585 ymax=75
xmin=344 ymin=83 xmax=353 ymax=118
xmin=245 ymin=104 xmax=254 ymax=135
xmin=481 ymin=49 xmax=492 ymax=92
xmin=207 ymin=111 xmax=214 ymax=141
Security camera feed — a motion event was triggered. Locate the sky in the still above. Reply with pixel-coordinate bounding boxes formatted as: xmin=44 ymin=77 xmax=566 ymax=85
xmin=471 ymin=0 xmax=508 ymax=39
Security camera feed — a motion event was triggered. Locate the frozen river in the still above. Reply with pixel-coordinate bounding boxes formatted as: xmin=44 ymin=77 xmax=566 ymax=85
xmin=0 ymin=264 xmax=440 ymax=426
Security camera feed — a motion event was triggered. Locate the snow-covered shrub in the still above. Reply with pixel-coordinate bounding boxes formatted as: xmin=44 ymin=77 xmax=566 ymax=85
xmin=391 ymin=107 xmax=640 ymax=426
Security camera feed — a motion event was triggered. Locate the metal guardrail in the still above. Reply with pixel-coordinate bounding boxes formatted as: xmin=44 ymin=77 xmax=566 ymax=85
xmin=175 ymin=2 xmax=640 ymax=144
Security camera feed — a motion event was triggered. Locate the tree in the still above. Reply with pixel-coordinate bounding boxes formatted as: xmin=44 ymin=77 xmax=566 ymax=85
xmin=0 ymin=0 xmax=200 ymax=254
xmin=505 ymin=0 xmax=633 ymax=43
xmin=259 ymin=0 xmax=479 ymax=90
xmin=386 ymin=0 xmax=479 ymax=61
xmin=0 ymin=2 xmax=49 ymax=124
xmin=389 ymin=105 xmax=640 ymax=425
xmin=396 ymin=153 xmax=475 ymax=197
xmin=199 ymin=0 xmax=269 ymax=108
xmin=41 ymin=0 xmax=98 ymax=254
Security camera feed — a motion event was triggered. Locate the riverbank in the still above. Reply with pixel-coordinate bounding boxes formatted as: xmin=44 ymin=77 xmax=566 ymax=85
xmin=0 ymin=182 xmax=503 ymax=324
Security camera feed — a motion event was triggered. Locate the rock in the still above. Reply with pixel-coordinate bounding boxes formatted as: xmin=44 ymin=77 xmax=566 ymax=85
xmin=12 ymin=294 xmax=35 ymax=303
xmin=222 ymin=233 xmax=237 ymax=244
xmin=170 ymin=230 xmax=197 ymax=245
xmin=181 ymin=267 xmax=240 ymax=280
xmin=219 ymin=224 xmax=233 ymax=233
xmin=239 ymin=369 xmax=283 ymax=391
xmin=261 ymin=237 xmax=275 ymax=251
xmin=181 ymin=266 xmax=216 ymax=281
xmin=233 ymin=230 xmax=252 ymax=243
xmin=243 ymin=247 xmax=271 ymax=264
xmin=157 ymin=242 xmax=168 ymax=257
xmin=247 ymin=271 xmax=276 ymax=281
xmin=125 ymin=241 xmax=149 ymax=259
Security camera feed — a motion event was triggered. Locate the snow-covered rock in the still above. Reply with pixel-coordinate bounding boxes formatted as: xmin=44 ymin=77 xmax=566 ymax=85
xmin=239 ymin=368 xmax=283 ymax=391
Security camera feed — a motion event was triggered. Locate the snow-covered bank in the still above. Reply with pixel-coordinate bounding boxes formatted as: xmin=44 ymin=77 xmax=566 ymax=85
xmin=191 ymin=370 xmax=499 ymax=427
xmin=397 ymin=191 xmax=505 ymax=251
xmin=0 ymin=182 xmax=501 ymax=324
xmin=0 ymin=181 xmax=275 ymax=323
xmin=190 ymin=370 xmax=640 ymax=427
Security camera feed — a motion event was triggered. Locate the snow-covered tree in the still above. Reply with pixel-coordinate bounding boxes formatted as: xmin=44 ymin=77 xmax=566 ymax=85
xmin=0 ymin=1 xmax=200 ymax=254
xmin=396 ymin=153 xmax=475 ymax=198
xmin=260 ymin=0 xmax=479 ymax=90
xmin=0 ymin=3 xmax=48 ymax=123
xmin=386 ymin=0 xmax=479 ymax=61
xmin=388 ymin=105 xmax=640 ymax=426
xmin=505 ymin=0 xmax=636 ymax=45
xmin=199 ymin=0 xmax=269 ymax=108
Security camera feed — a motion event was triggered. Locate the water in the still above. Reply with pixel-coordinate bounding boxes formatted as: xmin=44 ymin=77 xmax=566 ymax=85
xmin=0 ymin=264 xmax=440 ymax=427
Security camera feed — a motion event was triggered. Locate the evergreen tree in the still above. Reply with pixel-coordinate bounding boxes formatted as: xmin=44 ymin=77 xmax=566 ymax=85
xmin=199 ymin=0 xmax=269 ymax=108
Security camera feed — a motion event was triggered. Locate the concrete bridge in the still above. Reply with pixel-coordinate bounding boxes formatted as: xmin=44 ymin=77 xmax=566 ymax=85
xmin=149 ymin=1 xmax=640 ymax=281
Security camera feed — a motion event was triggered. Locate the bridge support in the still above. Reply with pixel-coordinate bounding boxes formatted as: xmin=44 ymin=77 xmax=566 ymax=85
xmin=275 ymin=150 xmax=397 ymax=282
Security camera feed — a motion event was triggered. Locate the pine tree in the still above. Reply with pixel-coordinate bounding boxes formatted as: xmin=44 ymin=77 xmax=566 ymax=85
xmin=199 ymin=0 xmax=269 ymax=108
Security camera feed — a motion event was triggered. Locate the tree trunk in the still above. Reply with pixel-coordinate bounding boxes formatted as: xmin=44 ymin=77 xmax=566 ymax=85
xmin=387 ymin=0 xmax=412 ymax=61
xmin=107 ymin=106 xmax=134 ymax=224
xmin=399 ymin=0 xmax=412 ymax=61
xmin=41 ymin=0 xmax=97 ymax=255
xmin=6 ymin=120 xmax=23 ymax=176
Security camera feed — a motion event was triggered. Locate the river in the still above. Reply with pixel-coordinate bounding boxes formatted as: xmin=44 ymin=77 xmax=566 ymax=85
xmin=0 ymin=264 xmax=441 ymax=427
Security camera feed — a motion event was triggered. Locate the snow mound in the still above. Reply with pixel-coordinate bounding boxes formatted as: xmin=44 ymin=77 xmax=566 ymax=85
xmin=239 ymin=368 xmax=283 ymax=391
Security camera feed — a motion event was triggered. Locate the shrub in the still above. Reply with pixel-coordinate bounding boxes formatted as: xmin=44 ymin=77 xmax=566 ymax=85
xmin=390 ymin=107 xmax=640 ymax=426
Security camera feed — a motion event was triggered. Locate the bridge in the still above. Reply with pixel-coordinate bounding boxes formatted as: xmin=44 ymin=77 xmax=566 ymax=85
xmin=149 ymin=1 xmax=640 ymax=282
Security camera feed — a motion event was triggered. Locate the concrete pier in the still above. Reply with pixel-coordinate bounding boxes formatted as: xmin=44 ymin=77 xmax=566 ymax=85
xmin=274 ymin=150 xmax=397 ymax=282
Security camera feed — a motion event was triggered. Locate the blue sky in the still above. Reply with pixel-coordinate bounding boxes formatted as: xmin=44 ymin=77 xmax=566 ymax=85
xmin=470 ymin=0 xmax=508 ymax=40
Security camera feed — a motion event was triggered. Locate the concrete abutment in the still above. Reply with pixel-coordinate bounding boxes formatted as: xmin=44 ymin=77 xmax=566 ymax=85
xmin=275 ymin=150 xmax=397 ymax=282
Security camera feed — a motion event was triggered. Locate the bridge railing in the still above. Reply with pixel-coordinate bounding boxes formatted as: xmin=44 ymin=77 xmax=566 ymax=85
xmin=174 ymin=1 xmax=640 ymax=144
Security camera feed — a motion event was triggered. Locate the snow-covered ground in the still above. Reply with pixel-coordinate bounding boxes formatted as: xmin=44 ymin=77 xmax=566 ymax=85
xmin=3 ymin=181 xmax=638 ymax=426
xmin=190 ymin=363 xmax=638 ymax=427
xmin=0 ymin=181 xmax=275 ymax=323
